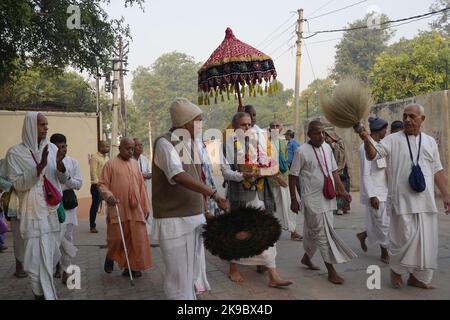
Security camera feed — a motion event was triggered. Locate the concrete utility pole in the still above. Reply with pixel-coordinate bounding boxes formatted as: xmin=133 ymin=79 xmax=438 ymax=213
xmin=110 ymin=58 xmax=119 ymax=158
xmin=293 ymin=9 xmax=304 ymax=142
xmin=110 ymin=36 xmax=129 ymax=158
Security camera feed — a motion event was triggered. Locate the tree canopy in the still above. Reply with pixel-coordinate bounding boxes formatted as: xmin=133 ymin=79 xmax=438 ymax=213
xmin=0 ymin=0 xmax=144 ymax=85
xmin=332 ymin=13 xmax=394 ymax=83
xmin=369 ymin=31 xmax=450 ymax=103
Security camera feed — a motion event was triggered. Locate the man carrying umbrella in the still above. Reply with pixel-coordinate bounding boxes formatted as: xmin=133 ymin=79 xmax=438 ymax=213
xmin=221 ymin=112 xmax=292 ymax=287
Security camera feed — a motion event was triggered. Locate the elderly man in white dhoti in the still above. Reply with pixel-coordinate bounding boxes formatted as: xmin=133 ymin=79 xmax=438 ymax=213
xmin=152 ymin=98 xmax=228 ymax=300
xmin=5 ymin=112 xmax=68 ymax=299
xmin=356 ymin=117 xmax=390 ymax=264
xmin=358 ymin=104 xmax=450 ymax=289
xmin=289 ymin=120 xmax=357 ymax=284
xmin=221 ymin=112 xmax=292 ymax=288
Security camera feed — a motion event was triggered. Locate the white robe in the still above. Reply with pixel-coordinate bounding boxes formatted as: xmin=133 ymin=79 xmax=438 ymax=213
xmin=359 ymin=144 xmax=389 ymax=248
xmin=152 ymin=137 xmax=208 ymax=300
xmin=59 ymin=156 xmax=82 ymax=272
xmin=273 ymin=184 xmax=299 ymax=233
xmin=290 ymin=142 xmax=356 ymax=264
xmin=374 ymin=132 xmax=442 ymax=281
xmin=5 ymin=112 xmax=68 ymax=299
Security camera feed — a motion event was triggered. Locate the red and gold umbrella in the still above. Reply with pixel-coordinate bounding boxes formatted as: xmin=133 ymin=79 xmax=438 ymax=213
xmin=198 ymin=27 xmax=278 ymax=111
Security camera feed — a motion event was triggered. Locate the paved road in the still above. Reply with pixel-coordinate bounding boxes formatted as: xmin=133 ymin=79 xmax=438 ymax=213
xmin=1 ymin=192 xmax=450 ymax=300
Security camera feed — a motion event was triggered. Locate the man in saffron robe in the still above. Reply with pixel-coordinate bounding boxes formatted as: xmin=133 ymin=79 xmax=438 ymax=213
xmin=99 ymin=137 xmax=152 ymax=278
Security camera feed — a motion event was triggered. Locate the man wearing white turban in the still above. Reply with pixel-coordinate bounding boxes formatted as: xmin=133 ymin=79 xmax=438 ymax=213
xmin=152 ymin=98 xmax=228 ymax=300
xmin=5 ymin=112 xmax=68 ymax=299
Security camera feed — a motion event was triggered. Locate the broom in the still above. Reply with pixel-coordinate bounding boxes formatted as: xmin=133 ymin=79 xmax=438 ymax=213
xmin=320 ymin=77 xmax=380 ymax=152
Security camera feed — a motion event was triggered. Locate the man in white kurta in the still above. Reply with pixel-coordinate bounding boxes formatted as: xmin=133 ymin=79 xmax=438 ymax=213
xmin=6 ymin=112 xmax=69 ymax=299
xmin=50 ymin=134 xmax=82 ymax=284
xmin=222 ymin=112 xmax=292 ymax=288
xmin=289 ymin=120 xmax=357 ymax=284
xmin=359 ymin=104 xmax=450 ymax=289
xmin=133 ymin=138 xmax=157 ymax=245
xmin=357 ymin=117 xmax=390 ymax=264
xmin=152 ymin=98 xmax=227 ymax=300
xmin=269 ymin=121 xmax=302 ymax=241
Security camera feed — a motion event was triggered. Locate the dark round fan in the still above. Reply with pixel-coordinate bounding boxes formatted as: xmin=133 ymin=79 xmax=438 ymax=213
xmin=202 ymin=206 xmax=282 ymax=261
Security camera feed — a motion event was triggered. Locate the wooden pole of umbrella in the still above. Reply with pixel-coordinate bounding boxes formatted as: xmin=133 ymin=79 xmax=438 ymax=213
xmin=235 ymin=82 xmax=244 ymax=112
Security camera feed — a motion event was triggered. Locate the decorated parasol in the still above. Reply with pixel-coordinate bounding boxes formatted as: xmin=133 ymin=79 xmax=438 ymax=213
xmin=198 ymin=27 xmax=278 ymax=111
xmin=203 ymin=207 xmax=282 ymax=261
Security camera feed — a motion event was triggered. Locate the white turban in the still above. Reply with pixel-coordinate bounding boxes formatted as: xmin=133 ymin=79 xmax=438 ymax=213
xmin=169 ymin=98 xmax=203 ymax=128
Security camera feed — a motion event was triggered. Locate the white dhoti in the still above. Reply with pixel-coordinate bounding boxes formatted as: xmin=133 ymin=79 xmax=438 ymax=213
xmin=365 ymin=202 xmax=390 ymax=248
xmin=232 ymin=195 xmax=277 ymax=268
xmin=389 ymin=212 xmax=438 ymax=284
xmin=303 ymin=209 xmax=357 ymax=264
xmin=159 ymin=225 xmax=206 ymax=300
xmin=273 ymin=185 xmax=299 ymax=233
xmin=24 ymin=232 xmax=59 ymax=299
xmin=59 ymin=223 xmax=78 ymax=272
xmin=10 ymin=218 xmax=25 ymax=263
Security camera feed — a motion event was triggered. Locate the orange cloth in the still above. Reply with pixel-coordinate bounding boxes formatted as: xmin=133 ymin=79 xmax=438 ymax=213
xmin=99 ymin=156 xmax=151 ymax=271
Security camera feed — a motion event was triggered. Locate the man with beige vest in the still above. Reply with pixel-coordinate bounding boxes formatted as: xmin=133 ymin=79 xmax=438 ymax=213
xmin=152 ymin=97 xmax=228 ymax=300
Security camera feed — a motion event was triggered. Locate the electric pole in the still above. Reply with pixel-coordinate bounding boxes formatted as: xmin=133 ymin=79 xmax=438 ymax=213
xmin=293 ymin=9 xmax=304 ymax=142
xmin=109 ymin=36 xmax=129 ymax=158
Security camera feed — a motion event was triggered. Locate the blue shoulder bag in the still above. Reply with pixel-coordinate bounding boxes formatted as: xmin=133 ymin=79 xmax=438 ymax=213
xmin=405 ymin=132 xmax=426 ymax=193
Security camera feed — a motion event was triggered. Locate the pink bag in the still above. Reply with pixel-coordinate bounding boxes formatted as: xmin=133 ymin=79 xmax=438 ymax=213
xmin=42 ymin=175 xmax=62 ymax=206
xmin=311 ymin=145 xmax=336 ymax=200
xmin=30 ymin=150 xmax=62 ymax=206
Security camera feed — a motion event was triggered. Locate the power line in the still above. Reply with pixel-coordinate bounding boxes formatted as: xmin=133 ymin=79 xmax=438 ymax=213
xmin=260 ymin=22 xmax=296 ymax=51
xmin=303 ymin=40 xmax=316 ymax=81
xmin=256 ymin=13 xmax=297 ymax=48
xmin=306 ymin=37 xmax=342 ymax=45
xmin=302 ymin=7 xmax=449 ymax=39
xmin=268 ymin=33 xmax=296 ymax=56
xmin=274 ymin=44 xmax=295 ymax=61
xmin=309 ymin=0 xmax=336 ymax=17
xmin=306 ymin=0 xmax=368 ymax=20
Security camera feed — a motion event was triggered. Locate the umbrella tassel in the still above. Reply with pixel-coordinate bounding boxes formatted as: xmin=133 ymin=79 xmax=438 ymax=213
xmin=268 ymin=83 xmax=273 ymax=95
xmin=198 ymin=94 xmax=204 ymax=106
xmin=241 ymin=86 xmax=245 ymax=97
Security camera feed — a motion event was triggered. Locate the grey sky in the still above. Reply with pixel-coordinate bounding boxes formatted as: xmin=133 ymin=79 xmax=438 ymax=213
xmin=101 ymin=0 xmax=438 ymax=97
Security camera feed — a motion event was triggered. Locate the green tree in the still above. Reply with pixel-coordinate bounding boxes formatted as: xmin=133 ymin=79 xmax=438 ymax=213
xmin=131 ymin=52 xmax=201 ymax=140
xmin=369 ymin=31 xmax=450 ymax=103
xmin=0 ymin=0 xmax=144 ymax=85
xmin=332 ymin=13 xmax=394 ymax=83
xmin=429 ymin=0 xmax=450 ymax=37
xmin=297 ymin=78 xmax=335 ymax=120
xmin=0 ymin=68 xmax=96 ymax=111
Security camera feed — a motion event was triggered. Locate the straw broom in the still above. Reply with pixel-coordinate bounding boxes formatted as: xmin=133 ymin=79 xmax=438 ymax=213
xmin=320 ymin=77 xmax=381 ymax=153
xmin=320 ymin=77 xmax=372 ymax=132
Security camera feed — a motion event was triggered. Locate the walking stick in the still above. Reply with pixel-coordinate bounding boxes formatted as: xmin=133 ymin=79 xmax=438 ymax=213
xmin=114 ymin=204 xmax=134 ymax=286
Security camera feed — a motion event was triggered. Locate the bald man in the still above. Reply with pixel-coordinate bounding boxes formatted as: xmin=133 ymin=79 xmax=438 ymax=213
xmin=98 ymin=137 xmax=152 ymax=278
xmin=359 ymin=104 xmax=450 ymax=289
xmin=289 ymin=120 xmax=356 ymax=285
